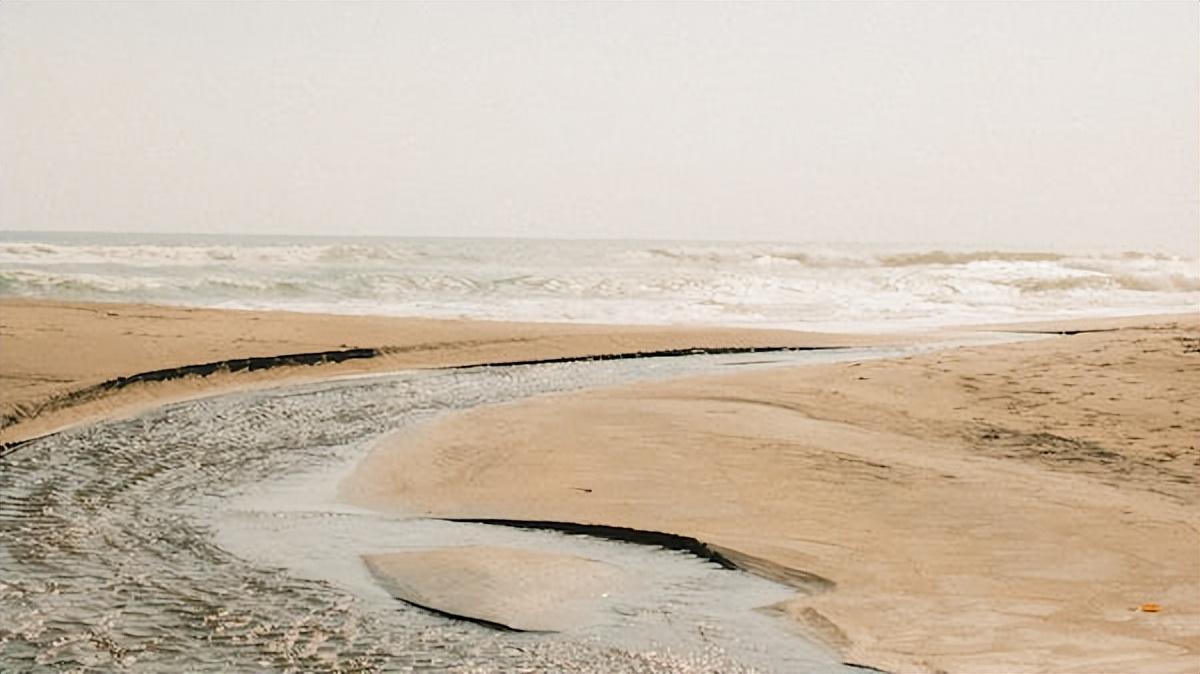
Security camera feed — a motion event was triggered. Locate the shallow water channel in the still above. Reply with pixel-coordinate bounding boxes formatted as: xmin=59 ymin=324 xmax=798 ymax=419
xmin=0 ymin=337 xmax=1036 ymax=672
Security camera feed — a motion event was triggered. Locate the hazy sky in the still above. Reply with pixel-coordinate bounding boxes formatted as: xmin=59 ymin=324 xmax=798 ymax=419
xmin=1 ymin=2 xmax=1196 ymax=252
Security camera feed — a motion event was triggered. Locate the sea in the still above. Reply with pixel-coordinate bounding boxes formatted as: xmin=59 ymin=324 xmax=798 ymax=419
xmin=1 ymin=230 xmax=1196 ymax=332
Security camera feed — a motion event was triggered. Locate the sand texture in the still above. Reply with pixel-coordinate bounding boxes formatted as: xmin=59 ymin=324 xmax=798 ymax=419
xmin=3 ymin=298 xmax=1196 ymax=672
xmin=0 ymin=298 xmax=884 ymax=444
xmin=363 ymin=546 xmax=626 ymax=632
xmin=344 ymin=317 xmax=1200 ymax=674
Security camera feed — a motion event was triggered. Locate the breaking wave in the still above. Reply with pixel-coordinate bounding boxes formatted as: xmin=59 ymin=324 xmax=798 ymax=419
xmin=637 ymin=245 xmax=1188 ymax=270
xmin=1003 ymin=272 xmax=1200 ymax=293
xmin=876 ymin=250 xmax=1067 ymax=266
xmin=1 ymin=233 xmax=1196 ymax=331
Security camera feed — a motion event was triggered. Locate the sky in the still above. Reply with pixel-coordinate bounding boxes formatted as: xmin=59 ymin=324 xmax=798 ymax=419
xmin=1 ymin=2 xmax=1196 ymax=253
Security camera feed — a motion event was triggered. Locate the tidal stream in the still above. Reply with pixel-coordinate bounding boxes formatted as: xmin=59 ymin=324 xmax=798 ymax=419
xmin=0 ymin=337 xmax=1035 ymax=672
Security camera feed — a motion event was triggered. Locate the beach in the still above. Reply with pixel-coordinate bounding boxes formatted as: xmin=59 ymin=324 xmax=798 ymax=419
xmin=1 ymin=298 xmax=1195 ymax=672
xmin=5 ymin=1 xmax=1197 ymax=670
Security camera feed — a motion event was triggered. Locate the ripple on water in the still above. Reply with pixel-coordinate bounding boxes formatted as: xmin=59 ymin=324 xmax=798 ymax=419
xmin=0 ymin=348 xmax=963 ymax=671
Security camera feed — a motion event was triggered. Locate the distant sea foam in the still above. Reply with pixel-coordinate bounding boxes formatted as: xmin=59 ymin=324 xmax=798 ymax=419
xmin=1 ymin=231 xmax=1196 ymax=332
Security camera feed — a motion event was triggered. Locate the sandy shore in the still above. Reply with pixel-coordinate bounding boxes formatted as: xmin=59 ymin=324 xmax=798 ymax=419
xmin=3 ymin=299 xmax=1196 ymax=673
xmin=344 ymin=315 xmax=1199 ymax=673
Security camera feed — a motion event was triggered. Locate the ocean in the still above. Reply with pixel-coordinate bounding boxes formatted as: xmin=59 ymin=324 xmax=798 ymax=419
xmin=1 ymin=231 xmax=1196 ymax=332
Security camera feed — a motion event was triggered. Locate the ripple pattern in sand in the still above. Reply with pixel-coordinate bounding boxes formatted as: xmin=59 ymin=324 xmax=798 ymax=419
xmin=0 ymin=352 xmax=914 ymax=672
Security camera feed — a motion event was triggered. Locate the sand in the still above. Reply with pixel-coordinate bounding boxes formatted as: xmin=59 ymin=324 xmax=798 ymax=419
xmin=3 ymin=298 xmax=1197 ymax=673
xmin=0 ymin=298 xmax=884 ymax=444
xmin=363 ymin=546 xmax=627 ymax=632
xmin=344 ymin=316 xmax=1200 ymax=674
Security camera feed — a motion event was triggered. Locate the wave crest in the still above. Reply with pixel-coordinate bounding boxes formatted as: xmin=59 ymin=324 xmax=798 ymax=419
xmin=1006 ymin=272 xmax=1200 ymax=293
xmin=877 ymin=250 xmax=1067 ymax=267
xmin=641 ymin=246 xmax=1090 ymax=268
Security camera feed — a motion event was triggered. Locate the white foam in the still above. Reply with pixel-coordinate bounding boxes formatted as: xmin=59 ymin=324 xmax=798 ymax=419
xmin=1 ymin=233 xmax=1196 ymax=332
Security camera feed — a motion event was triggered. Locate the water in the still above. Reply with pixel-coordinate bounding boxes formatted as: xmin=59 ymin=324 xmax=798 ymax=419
xmin=1 ymin=343 xmax=1026 ymax=672
xmin=1 ymin=231 xmax=1195 ymax=331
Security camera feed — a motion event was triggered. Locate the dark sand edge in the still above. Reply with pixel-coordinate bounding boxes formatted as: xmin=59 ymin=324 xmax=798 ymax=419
xmin=0 ymin=345 xmax=835 ymax=454
xmin=0 ymin=347 xmax=380 ymax=430
xmin=441 ymin=518 xmax=864 ymax=667
xmin=446 ymin=518 xmax=838 ymax=595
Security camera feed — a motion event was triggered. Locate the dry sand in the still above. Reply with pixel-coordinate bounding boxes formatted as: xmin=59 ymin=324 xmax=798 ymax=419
xmin=344 ymin=316 xmax=1200 ymax=674
xmin=3 ymin=298 xmax=1197 ymax=673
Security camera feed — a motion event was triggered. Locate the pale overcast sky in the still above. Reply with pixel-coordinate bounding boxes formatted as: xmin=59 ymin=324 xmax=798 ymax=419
xmin=1 ymin=2 xmax=1196 ymax=253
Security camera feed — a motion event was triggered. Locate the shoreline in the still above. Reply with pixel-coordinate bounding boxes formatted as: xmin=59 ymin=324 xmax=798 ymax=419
xmin=2 ymin=298 xmax=1197 ymax=672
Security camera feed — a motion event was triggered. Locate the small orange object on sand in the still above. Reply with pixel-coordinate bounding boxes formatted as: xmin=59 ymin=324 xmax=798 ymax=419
xmin=1140 ymin=603 xmax=1161 ymax=613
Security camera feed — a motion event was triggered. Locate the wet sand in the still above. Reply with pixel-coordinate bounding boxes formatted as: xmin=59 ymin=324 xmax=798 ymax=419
xmin=364 ymin=546 xmax=628 ymax=632
xmin=3 ymin=298 xmax=1197 ymax=672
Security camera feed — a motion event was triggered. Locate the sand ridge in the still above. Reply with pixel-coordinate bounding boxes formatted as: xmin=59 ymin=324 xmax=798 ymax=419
xmin=364 ymin=546 xmax=628 ymax=632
